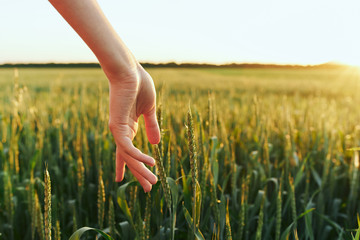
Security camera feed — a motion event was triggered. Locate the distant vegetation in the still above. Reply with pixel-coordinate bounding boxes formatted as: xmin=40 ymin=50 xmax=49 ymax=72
xmin=0 ymin=61 xmax=347 ymax=69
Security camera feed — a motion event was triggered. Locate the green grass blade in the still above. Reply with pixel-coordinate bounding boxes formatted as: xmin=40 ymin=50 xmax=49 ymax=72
xmin=194 ymin=180 xmax=202 ymax=227
xmin=353 ymin=214 xmax=360 ymax=240
xmin=182 ymin=203 xmax=205 ymax=240
xmin=168 ymin=177 xmax=179 ymax=240
xmin=69 ymin=227 xmax=114 ymax=240
xmin=210 ymin=137 xmax=218 ymax=187
xmin=116 ymin=181 xmax=138 ymax=229
xmin=280 ymin=208 xmax=315 ymax=240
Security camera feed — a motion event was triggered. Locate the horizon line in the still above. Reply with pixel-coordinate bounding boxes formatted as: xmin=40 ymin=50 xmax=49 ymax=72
xmin=0 ymin=61 xmax=349 ymax=69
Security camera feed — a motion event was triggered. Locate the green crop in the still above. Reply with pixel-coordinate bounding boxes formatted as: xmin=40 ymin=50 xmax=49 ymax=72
xmin=0 ymin=66 xmax=360 ymax=239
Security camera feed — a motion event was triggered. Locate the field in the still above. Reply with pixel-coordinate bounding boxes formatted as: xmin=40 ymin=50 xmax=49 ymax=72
xmin=1 ymin=66 xmax=360 ymax=240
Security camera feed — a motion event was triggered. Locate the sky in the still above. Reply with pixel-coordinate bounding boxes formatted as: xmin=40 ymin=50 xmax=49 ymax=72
xmin=1 ymin=0 xmax=360 ymax=65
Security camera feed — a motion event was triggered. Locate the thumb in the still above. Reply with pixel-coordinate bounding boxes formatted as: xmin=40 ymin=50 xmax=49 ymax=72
xmin=143 ymin=107 xmax=161 ymax=144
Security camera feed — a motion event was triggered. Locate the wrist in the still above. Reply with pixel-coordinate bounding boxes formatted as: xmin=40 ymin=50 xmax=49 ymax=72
xmin=101 ymin=58 xmax=139 ymax=84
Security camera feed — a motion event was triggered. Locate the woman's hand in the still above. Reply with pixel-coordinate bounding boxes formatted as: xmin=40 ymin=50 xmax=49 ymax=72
xmin=107 ymin=64 xmax=160 ymax=192
xmin=49 ymin=0 xmax=161 ymax=192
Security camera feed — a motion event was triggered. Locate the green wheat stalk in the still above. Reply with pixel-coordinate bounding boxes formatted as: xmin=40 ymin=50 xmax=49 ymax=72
xmin=72 ymin=204 xmax=77 ymax=233
xmin=29 ymin=173 xmax=36 ymax=240
xmin=44 ymin=167 xmax=52 ymax=240
xmin=35 ymin=192 xmax=45 ymax=240
xmin=187 ymin=105 xmax=199 ymax=230
xmin=54 ymin=220 xmax=61 ymax=240
xmin=289 ymin=176 xmax=297 ymax=231
xmin=166 ymin=139 xmax=171 ymax=178
xmin=238 ymin=177 xmax=246 ymax=240
xmin=255 ymin=192 xmax=265 ymax=240
xmin=76 ymin=157 xmax=85 ymax=200
xmin=144 ymin=192 xmax=152 ymax=240
xmin=157 ymin=99 xmax=163 ymax=156
xmin=108 ymin=198 xmax=116 ymax=238
xmin=207 ymin=93 xmax=213 ymax=136
xmin=154 ymin=145 xmax=172 ymax=210
xmin=225 ymin=199 xmax=233 ymax=240
xmin=4 ymin=172 xmax=14 ymax=225
xmin=210 ymin=173 xmax=220 ymax=227
xmin=275 ymin=181 xmax=282 ymax=240
xmin=97 ymin=168 xmax=105 ymax=229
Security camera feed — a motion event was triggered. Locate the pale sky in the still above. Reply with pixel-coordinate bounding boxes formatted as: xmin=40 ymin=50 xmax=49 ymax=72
xmin=1 ymin=0 xmax=360 ymax=65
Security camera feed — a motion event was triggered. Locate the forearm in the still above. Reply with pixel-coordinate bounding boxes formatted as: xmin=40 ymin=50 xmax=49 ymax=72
xmin=49 ymin=0 xmax=138 ymax=79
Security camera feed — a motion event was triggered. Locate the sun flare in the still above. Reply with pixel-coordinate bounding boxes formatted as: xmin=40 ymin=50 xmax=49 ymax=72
xmin=340 ymin=58 xmax=360 ymax=67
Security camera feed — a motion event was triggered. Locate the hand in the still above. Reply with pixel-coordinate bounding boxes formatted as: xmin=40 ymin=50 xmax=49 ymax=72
xmin=107 ymin=64 xmax=160 ymax=192
xmin=48 ymin=0 xmax=160 ymax=192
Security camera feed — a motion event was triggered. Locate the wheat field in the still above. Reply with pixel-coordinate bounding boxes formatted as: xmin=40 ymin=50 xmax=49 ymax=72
xmin=0 ymin=66 xmax=360 ymax=239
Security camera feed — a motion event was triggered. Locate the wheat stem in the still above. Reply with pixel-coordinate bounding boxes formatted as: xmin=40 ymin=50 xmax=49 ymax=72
xmin=44 ymin=167 xmax=52 ymax=240
xmin=154 ymin=145 xmax=172 ymax=210
xmin=97 ymin=168 xmax=105 ymax=229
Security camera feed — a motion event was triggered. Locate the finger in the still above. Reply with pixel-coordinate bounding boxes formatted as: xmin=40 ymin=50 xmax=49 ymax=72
xmin=128 ymin=165 xmax=152 ymax=193
xmin=115 ymin=147 xmax=126 ymax=182
xmin=122 ymin=152 xmax=157 ymax=185
xmin=143 ymin=107 xmax=161 ymax=144
xmin=121 ymin=137 xmax=155 ymax=166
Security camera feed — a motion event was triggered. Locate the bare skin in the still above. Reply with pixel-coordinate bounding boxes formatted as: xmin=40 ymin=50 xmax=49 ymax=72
xmin=49 ymin=0 xmax=160 ymax=192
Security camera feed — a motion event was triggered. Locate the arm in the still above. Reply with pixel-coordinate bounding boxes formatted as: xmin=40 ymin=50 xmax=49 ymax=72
xmin=49 ymin=0 xmax=136 ymax=78
xmin=49 ymin=0 xmax=160 ymax=192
